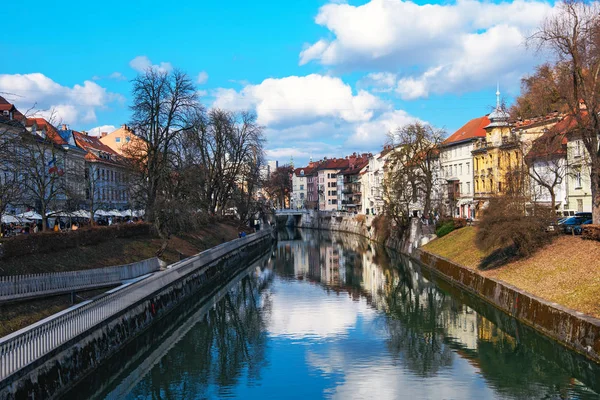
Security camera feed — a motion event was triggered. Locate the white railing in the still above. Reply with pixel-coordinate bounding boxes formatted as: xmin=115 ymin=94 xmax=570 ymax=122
xmin=0 ymin=229 xmax=270 ymax=382
xmin=0 ymin=258 xmax=160 ymax=302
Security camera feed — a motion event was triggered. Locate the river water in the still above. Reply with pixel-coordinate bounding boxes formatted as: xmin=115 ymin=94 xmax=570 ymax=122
xmin=69 ymin=229 xmax=600 ymax=400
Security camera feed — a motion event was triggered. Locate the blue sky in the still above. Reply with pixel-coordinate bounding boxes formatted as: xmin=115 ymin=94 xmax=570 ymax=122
xmin=0 ymin=0 xmax=555 ymax=166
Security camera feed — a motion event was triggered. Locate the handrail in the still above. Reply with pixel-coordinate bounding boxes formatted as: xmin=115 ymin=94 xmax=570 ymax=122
xmin=0 ymin=258 xmax=160 ymax=302
xmin=0 ymin=229 xmax=271 ymax=381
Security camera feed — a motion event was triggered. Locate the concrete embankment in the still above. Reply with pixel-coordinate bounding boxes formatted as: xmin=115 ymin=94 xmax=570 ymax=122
xmin=0 ymin=230 xmax=274 ymax=400
xmin=294 ymin=211 xmax=600 ymax=364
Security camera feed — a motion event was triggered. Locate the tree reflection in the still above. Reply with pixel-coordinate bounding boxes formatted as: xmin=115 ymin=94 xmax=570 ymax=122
xmin=129 ymin=270 xmax=272 ymax=399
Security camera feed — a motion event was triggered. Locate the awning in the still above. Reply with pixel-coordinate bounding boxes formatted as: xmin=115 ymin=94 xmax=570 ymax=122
xmin=17 ymin=211 xmax=43 ymax=220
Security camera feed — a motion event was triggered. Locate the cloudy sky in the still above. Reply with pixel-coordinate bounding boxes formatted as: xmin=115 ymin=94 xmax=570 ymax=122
xmin=0 ymin=0 xmax=556 ymax=166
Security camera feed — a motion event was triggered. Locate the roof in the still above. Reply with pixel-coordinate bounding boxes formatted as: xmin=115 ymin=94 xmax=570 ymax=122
xmin=293 ymin=166 xmax=315 ymax=177
xmin=340 ymin=157 xmax=369 ymax=175
xmin=443 ymin=115 xmax=489 ymax=145
xmin=72 ymin=130 xmax=124 ymax=165
xmin=26 ymin=118 xmax=67 ymax=146
xmin=316 ymin=158 xmax=349 ymax=171
xmin=525 ymin=128 xmax=567 ymax=161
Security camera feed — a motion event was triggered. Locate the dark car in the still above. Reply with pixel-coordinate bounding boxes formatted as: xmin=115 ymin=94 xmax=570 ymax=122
xmin=575 ymin=212 xmax=592 ymax=219
xmin=573 ymin=219 xmax=593 ymax=235
xmin=561 ymin=216 xmax=588 ymax=234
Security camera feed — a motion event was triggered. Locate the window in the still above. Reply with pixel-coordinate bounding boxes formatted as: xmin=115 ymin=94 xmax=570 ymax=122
xmin=300 ymin=193 xmax=305 ymax=199
xmin=498 ymin=182 xmax=502 ymax=192
xmin=332 ymin=199 xmax=337 ymax=204
xmin=459 ymin=164 xmax=463 ymax=175
xmin=125 ymin=137 xmax=130 ymax=143
xmin=332 ymin=191 xmax=337 ymax=196
xmin=115 ymin=137 xmax=121 ymax=143
xmin=575 ymin=171 xmax=582 ymax=188
xmin=575 ymin=140 xmax=582 ymax=157
xmin=466 ymin=162 xmax=470 ymax=175
xmin=300 ymin=184 xmax=304 ymax=190
xmin=300 ymin=170 xmax=304 ymax=176
xmin=466 ymin=182 xmax=471 ymax=194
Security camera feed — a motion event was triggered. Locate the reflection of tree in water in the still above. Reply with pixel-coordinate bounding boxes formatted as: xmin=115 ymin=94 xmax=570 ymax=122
xmin=474 ymin=318 xmax=592 ymax=399
xmin=384 ymin=259 xmax=454 ymax=377
xmin=131 ymin=273 xmax=272 ymax=399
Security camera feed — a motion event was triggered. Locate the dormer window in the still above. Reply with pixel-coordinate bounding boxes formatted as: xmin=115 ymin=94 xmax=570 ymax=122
xmin=115 ymin=137 xmax=121 ymax=143
xmin=300 ymin=170 xmax=304 ymax=176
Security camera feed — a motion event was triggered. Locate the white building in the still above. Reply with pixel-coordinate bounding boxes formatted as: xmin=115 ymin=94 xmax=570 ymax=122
xmin=291 ymin=166 xmax=312 ymax=209
xmin=317 ymin=158 xmax=349 ymax=211
xmin=440 ymin=115 xmax=488 ymax=218
xmin=363 ymin=147 xmax=393 ymax=215
xmin=525 ymin=126 xmax=568 ymax=212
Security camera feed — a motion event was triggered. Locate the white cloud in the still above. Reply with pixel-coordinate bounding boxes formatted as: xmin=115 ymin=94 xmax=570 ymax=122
xmin=87 ymin=125 xmax=117 ymax=137
xmin=349 ymin=110 xmax=423 ymax=147
xmin=129 ymin=55 xmax=173 ymax=73
xmin=0 ymin=73 xmax=124 ymax=125
xmin=109 ymin=72 xmax=127 ymax=81
xmin=267 ymin=282 xmax=376 ymax=339
xmin=196 ymin=71 xmax=209 ymax=84
xmin=213 ymin=74 xmax=386 ymax=127
xmin=301 ymin=0 xmax=555 ymax=98
xmin=358 ymin=72 xmax=398 ymax=93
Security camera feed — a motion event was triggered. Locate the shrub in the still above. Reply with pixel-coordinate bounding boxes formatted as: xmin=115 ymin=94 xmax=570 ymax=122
xmin=476 ymin=198 xmax=556 ymax=262
xmin=436 ymin=222 xmax=455 ymax=237
xmin=0 ymin=223 xmax=153 ymax=260
xmin=354 ymin=214 xmax=366 ymax=224
xmin=372 ymin=214 xmax=391 ymax=241
xmin=582 ymin=224 xmax=600 ymax=241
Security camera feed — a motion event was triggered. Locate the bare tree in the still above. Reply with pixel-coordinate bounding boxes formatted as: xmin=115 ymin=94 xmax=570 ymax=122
xmin=0 ymin=122 xmax=23 ymax=219
xmin=530 ymin=0 xmax=600 ymax=222
xmin=263 ymin=165 xmax=292 ymax=209
xmin=129 ymin=68 xmax=201 ymax=224
xmin=181 ymin=109 xmax=265 ymax=216
xmin=523 ymin=132 xmax=569 ymax=211
xmin=14 ymin=130 xmax=67 ymax=231
xmin=386 ymin=123 xmax=444 ymax=218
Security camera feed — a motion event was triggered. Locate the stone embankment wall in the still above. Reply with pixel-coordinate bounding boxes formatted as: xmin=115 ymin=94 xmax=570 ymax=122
xmin=0 ymin=231 xmax=273 ymax=400
xmin=297 ymin=211 xmax=600 ymax=364
xmin=415 ymin=250 xmax=600 ymax=363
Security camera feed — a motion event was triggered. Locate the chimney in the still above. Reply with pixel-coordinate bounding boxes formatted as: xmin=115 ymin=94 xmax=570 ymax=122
xmin=121 ymin=124 xmax=127 ymax=130
xmin=101 ymin=132 xmax=108 ymax=138
xmin=62 ymin=124 xmax=68 ymax=131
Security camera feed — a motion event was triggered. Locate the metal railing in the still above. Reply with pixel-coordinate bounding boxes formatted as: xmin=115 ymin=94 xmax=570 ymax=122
xmin=0 ymin=258 xmax=160 ymax=302
xmin=0 ymin=229 xmax=271 ymax=381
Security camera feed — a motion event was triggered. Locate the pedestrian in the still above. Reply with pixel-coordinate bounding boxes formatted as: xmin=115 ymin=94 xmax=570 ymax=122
xmin=33 ymin=223 xmax=39 ymax=234
xmin=241 ymin=231 xmax=247 ymax=238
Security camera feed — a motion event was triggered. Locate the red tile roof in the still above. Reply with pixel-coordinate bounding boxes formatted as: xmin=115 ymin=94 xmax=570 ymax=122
xmin=26 ymin=118 xmax=67 ymax=146
xmin=443 ymin=115 xmax=489 ymax=145
xmin=317 ymin=158 xmax=350 ymax=171
xmin=72 ymin=130 xmax=122 ymax=164
xmin=525 ymin=129 xmax=567 ymax=161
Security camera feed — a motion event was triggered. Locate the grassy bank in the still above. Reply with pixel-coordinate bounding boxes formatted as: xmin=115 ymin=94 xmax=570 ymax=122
xmin=0 ymin=220 xmax=247 ymax=336
xmin=0 ymin=221 xmax=244 ymax=276
xmin=423 ymin=227 xmax=600 ymax=318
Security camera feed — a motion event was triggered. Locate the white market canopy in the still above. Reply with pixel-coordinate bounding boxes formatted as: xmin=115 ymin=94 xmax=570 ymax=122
xmin=17 ymin=211 xmax=43 ymax=220
xmin=2 ymin=215 xmax=32 ymax=224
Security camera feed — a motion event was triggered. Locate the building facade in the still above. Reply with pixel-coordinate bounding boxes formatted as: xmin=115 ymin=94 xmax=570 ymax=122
xmin=441 ymin=116 xmax=489 ymax=218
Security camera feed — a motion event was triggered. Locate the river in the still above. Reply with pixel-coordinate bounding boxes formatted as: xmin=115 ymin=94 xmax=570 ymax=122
xmin=67 ymin=229 xmax=600 ymax=399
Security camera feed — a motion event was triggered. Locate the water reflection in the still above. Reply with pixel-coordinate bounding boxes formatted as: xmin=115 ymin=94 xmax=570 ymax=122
xmin=71 ymin=229 xmax=599 ymax=399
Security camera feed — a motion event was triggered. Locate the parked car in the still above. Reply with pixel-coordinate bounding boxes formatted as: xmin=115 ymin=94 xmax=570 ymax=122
xmin=575 ymin=212 xmax=592 ymax=219
xmin=573 ymin=219 xmax=593 ymax=235
xmin=561 ymin=216 xmax=588 ymax=234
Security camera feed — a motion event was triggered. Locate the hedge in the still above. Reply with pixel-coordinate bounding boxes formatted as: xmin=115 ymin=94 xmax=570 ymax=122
xmin=436 ymin=222 xmax=455 ymax=238
xmin=582 ymin=224 xmax=600 ymax=241
xmin=0 ymin=223 xmax=153 ymax=260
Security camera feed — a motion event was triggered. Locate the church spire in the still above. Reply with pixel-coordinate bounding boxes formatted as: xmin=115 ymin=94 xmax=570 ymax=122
xmin=496 ymin=82 xmax=501 ymax=110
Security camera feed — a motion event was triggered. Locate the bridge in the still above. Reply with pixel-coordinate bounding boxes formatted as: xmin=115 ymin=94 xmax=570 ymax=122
xmin=274 ymin=209 xmax=310 ymax=227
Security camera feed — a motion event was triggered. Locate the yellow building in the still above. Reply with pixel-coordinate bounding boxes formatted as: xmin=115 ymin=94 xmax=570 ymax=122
xmin=472 ymin=90 xmax=562 ymax=217
xmin=99 ymin=124 xmax=146 ymax=158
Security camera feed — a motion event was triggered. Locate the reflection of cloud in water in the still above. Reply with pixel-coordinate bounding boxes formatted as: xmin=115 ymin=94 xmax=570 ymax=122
xmin=306 ymin=347 xmax=497 ymax=400
xmin=267 ymin=280 xmax=376 ymax=340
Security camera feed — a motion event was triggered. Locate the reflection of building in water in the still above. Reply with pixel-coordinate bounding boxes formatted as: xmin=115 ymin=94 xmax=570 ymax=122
xmin=320 ymin=243 xmax=341 ymax=285
xmin=442 ymin=305 xmax=479 ymax=351
xmin=361 ymin=246 xmax=392 ymax=311
xmin=289 ymin=241 xmax=309 ymax=276
xmin=477 ymin=315 xmax=517 ymax=348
